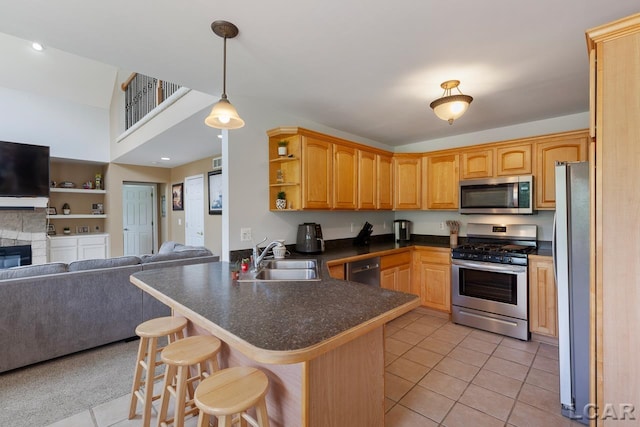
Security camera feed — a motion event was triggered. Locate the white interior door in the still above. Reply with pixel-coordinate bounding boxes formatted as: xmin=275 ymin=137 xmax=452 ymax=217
xmin=185 ymin=175 xmax=204 ymax=247
xmin=123 ymin=184 xmax=156 ymax=255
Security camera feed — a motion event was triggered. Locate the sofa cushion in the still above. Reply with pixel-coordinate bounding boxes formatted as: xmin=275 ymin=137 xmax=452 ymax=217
xmin=0 ymin=263 xmax=68 ymax=280
xmin=158 ymin=241 xmax=179 ymax=254
xmin=68 ymin=256 xmax=141 ymax=272
xmin=139 ymin=249 xmax=212 ymax=264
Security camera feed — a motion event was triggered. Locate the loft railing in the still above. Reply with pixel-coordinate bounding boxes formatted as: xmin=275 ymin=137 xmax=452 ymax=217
xmin=121 ymin=73 xmax=182 ymax=130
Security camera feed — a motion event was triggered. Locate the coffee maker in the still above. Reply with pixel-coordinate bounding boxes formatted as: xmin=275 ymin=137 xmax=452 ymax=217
xmin=393 ymin=219 xmax=411 ymax=242
xmin=296 ymin=223 xmax=325 ymax=253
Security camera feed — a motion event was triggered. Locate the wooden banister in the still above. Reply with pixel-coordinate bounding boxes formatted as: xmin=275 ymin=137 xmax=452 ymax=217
xmin=121 ymin=72 xmax=138 ymax=91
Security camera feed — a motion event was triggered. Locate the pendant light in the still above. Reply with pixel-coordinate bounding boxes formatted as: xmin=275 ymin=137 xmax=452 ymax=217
xmin=429 ymin=80 xmax=473 ymax=125
xmin=204 ymin=20 xmax=245 ymax=129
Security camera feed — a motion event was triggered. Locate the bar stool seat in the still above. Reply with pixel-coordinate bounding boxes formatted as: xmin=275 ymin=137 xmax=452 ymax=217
xmin=157 ymin=335 xmax=222 ymax=427
xmin=194 ymin=366 xmax=270 ymax=427
xmin=129 ymin=316 xmax=188 ymax=427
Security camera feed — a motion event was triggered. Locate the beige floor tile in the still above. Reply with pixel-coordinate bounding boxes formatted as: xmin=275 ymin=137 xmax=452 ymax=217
xmin=458 ymin=383 xmax=515 ymax=421
xmin=448 ymin=346 xmax=491 ymax=368
xmin=484 ymin=356 xmax=530 ymax=381
xmin=501 ymin=337 xmax=540 ymax=354
xmin=537 ymin=343 xmax=559 ymax=360
xmin=385 ymin=324 xmax=401 ymax=337
xmin=385 ymin=372 xmax=415 ymax=402
xmin=468 ymin=328 xmax=504 ymax=344
xmin=385 ymin=404 xmax=438 ymax=427
xmin=525 ymin=367 xmax=560 ymax=393
xmin=385 ymin=397 xmax=395 ymax=413
xmin=392 ymin=328 xmax=429 ymax=345
xmin=388 ymin=315 xmax=415 ymax=329
xmin=44 ymin=411 xmax=95 ymax=427
xmin=518 ymin=383 xmax=561 ymax=415
xmin=434 ymin=356 xmax=480 ymax=382
xmin=493 ymin=344 xmax=536 ymax=366
xmin=413 ymin=314 xmax=449 ymax=327
xmin=458 ymin=336 xmax=499 ymax=355
xmin=404 ymin=321 xmax=439 ymax=336
xmin=403 ymin=346 xmax=445 ymax=368
xmin=417 ymin=336 xmax=458 ymax=355
xmin=429 ymin=328 xmax=467 ymax=345
xmin=399 ymin=385 xmax=456 ymax=423
xmin=442 ymin=402 xmax=505 ymax=427
xmin=386 ymin=357 xmax=431 ymax=383
xmin=532 ymin=354 xmax=560 ymax=375
xmin=509 ymin=401 xmax=572 ymax=427
xmin=93 ymin=393 xmax=131 ymax=427
xmin=473 ymin=369 xmax=523 ymax=399
xmin=418 ymin=370 xmax=469 ymax=400
xmin=385 ymin=351 xmax=400 ymax=366
xmin=386 ymin=337 xmax=413 ymax=356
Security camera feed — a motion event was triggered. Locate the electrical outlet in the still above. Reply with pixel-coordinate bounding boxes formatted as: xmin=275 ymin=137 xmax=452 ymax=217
xmin=440 ymin=222 xmax=445 ymax=230
xmin=240 ymin=228 xmax=252 ymax=242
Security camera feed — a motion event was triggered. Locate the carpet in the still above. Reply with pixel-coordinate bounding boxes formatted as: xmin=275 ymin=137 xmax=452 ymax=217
xmin=0 ymin=339 xmax=139 ymax=427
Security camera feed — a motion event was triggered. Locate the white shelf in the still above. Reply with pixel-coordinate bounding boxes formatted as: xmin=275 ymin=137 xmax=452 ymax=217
xmin=47 ymin=214 xmax=107 ymax=219
xmin=50 ymin=188 xmax=106 ymax=194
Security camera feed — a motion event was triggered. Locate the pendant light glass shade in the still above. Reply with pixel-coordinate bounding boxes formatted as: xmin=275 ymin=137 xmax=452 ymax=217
xmin=205 ymin=20 xmax=245 ymax=130
xmin=205 ymin=95 xmax=245 ymax=129
xmin=429 ymin=80 xmax=473 ymax=125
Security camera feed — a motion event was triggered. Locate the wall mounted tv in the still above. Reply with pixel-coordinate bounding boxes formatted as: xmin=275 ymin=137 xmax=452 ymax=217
xmin=0 ymin=141 xmax=50 ymax=198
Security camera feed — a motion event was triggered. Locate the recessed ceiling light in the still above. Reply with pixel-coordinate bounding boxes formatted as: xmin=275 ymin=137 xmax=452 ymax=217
xmin=160 ymin=157 xmax=171 ymax=161
xmin=31 ymin=42 xmax=44 ymax=51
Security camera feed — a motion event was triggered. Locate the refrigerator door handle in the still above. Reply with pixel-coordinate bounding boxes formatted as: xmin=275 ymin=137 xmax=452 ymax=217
xmin=552 ymin=211 xmax=558 ymax=282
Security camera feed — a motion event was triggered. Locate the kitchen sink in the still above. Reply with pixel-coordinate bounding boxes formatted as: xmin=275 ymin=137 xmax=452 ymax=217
xmin=253 ymin=268 xmax=319 ymax=281
xmin=262 ymin=259 xmax=318 ymax=270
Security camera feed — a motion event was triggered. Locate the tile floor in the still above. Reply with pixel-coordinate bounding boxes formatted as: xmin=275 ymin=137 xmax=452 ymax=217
xmin=46 ymin=307 xmax=584 ymax=427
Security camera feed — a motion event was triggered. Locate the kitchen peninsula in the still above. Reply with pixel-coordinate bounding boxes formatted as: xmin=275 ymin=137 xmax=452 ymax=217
xmin=130 ymin=260 xmax=420 ymax=427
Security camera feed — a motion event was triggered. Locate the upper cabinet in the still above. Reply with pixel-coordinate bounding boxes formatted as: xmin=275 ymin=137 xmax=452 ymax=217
xmin=424 ymin=153 xmax=459 ymax=210
xmin=460 ymin=143 xmax=532 ymax=179
xmin=534 ymin=131 xmax=588 ymax=209
xmin=302 ymin=136 xmax=332 ymax=209
xmin=357 ymin=150 xmax=376 ymax=210
xmin=496 ymin=143 xmax=532 ymax=176
xmin=460 ymin=148 xmax=493 ymax=179
xmin=393 ymin=154 xmax=422 ymax=210
xmin=333 ymin=144 xmax=358 ymax=209
xmin=376 ymin=154 xmax=394 ymax=210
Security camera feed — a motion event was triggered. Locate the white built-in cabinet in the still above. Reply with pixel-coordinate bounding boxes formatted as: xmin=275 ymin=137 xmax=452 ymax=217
xmin=48 ymin=234 xmax=110 ymax=263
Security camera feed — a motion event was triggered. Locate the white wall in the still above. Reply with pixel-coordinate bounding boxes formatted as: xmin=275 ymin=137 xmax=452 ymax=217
xmin=0 ymin=87 xmax=110 ymax=161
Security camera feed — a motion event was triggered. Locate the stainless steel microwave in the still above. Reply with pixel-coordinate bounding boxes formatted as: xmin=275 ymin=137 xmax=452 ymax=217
xmin=459 ymin=175 xmax=534 ymax=214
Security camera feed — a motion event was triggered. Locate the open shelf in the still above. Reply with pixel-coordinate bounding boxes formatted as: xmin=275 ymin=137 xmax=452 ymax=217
xmin=50 ymin=188 xmax=106 ymax=194
xmin=47 ymin=214 xmax=107 ymax=219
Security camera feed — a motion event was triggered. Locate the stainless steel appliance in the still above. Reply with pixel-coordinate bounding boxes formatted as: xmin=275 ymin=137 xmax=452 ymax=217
xmin=295 ymin=223 xmax=325 ymax=253
xmin=345 ymin=256 xmax=380 ymax=287
xmin=554 ymin=161 xmax=589 ymax=424
xmin=459 ymin=175 xmax=534 ymax=214
xmin=451 ymin=223 xmax=537 ymax=340
xmin=393 ymin=219 xmax=411 ymax=242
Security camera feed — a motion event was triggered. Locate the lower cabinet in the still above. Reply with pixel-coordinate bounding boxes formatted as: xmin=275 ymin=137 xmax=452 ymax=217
xmin=528 ymin=255 xmax=557 ymax=337
xmin=48 ymin=234 xmax=110 ymax=263
xmin=413 ymin=247 xmax=451 ymax=312
xmin=327 ymin=261 xmax=345 ymax=280
xmin=380 ymin=250 xmax=412 ymax=293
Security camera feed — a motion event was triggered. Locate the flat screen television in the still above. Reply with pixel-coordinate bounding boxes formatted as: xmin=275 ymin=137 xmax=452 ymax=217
xmin=0 ymin=141 xmax=50 ymax=198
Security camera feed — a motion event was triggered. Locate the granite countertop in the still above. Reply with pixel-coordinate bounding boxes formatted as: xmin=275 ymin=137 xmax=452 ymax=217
xmin=130 ymin=260 xmax=419 ymax=364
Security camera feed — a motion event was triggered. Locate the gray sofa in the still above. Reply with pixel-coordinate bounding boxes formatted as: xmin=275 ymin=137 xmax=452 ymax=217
xmin=0 ymin=242 xmax=218 ymax=373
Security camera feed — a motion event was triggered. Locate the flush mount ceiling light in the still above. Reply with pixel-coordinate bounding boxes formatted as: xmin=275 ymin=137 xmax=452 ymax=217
xmin=429 ymin=80 xmax=473 ymax=125
xmin=31 ymin=41 xmax=44 ymax=51
xmin=204 ymin=20 xmax=245 ymax=130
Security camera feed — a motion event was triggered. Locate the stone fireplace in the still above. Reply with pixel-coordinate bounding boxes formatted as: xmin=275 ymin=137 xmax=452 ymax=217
xmin=0 ymin=209 xmax=47 ymax=265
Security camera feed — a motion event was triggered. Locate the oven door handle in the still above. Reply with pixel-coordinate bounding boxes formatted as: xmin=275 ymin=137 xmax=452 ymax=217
xmin=452 ymin=260 xmax=527 ymax=273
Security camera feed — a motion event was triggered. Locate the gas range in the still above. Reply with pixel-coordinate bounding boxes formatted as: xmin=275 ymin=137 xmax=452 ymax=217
xmin=452 ymin=223 xmax=537 ymax=266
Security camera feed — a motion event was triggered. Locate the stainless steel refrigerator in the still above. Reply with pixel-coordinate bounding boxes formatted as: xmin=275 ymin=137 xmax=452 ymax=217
xmin=554 ymin=161 xmax=590 ymax=424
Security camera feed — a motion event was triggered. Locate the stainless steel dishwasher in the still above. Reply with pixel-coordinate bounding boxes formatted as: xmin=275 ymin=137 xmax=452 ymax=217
xmin=345 ymin=256 xmax=381 ymax=287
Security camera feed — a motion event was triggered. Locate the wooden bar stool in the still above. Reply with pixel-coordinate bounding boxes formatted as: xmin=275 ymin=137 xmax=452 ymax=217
xmin=157 ymin=335 xmax=222 ymax=427
xmin=129 ymin=316 xmax=188 ymax=427
xmin=194 ymin=366 xmax=270 ymax=427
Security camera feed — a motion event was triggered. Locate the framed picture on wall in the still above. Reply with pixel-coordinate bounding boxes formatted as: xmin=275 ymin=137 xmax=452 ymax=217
xmin=172 ymin=183 xmax=184 ymax=211
xmin=208 ymin=170 xmax=222 ymax=215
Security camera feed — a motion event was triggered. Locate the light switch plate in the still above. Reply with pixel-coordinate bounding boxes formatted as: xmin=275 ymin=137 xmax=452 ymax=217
xmin=240 ymin=228 xmax=252 ymax=241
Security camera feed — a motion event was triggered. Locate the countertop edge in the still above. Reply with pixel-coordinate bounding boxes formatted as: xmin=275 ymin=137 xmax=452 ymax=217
xmin=130 ymin=274 xmax=420 ymax=364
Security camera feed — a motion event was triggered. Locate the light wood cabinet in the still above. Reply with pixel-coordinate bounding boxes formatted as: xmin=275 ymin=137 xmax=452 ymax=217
xmin=357 ymin=150 xmax=376 ymax=210
xmin=48 ymin=234 xmax=110 ymax=263
xmin=528 ymin=255 xmax=557 ymax=337
xmin=327 ymin=261 xmax=345 ymax=280
xmin=376 ymin=154 xmax=393 ymax=210
xmin=268 ymin=133 xmax=302 ymax=211
xmin=587 ymin=14 xmax=640 ymax=417
xmin=302 ymin=137 xmax=333 ymax=209
xmin=534 ymin=132 xmax=588 ymax=209
xmin=496 ymin=143 xmax=531 ymax=176
xmin=460 ymin=148 xmax=493 ymax=179
xmin=412 ymin=247 xmax=451 ymax=312
xmin=393 ymin=155 xmax=421 ymax=210
xmin=333 ymin=144 xmax=357 ymax=209
xmin=380 ymin=250 xmax=412 ymax=293
xmin=424 ymin=153 xmax=459 ymax=210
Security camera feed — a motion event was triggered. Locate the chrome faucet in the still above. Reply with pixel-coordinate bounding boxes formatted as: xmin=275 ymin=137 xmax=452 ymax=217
xmin=252 ymin=238 xmax=285 ymax=271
